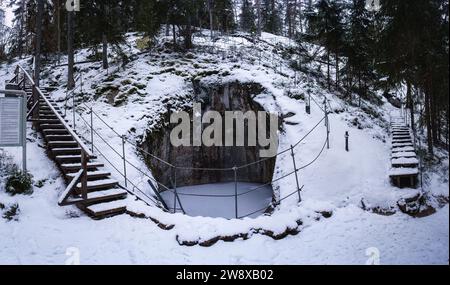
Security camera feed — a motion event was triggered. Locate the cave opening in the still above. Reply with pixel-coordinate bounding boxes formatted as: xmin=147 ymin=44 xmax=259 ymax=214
xmin=141 ymin=81 xmax=280 ymax=218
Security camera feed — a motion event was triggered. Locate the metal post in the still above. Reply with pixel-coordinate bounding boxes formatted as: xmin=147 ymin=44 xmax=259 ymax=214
xmin=81 ymin=151 xmax=88 ymax=200
xmin=21 ymin=93 xmax=27 ymax=172
xmin=290 ymin=145 xmax=302 ymax=203
xmin=234 ymin=166 xmax=238 ymax=219
xmin=306 ymin=94 xmax=311 ymax=114
xmin=173 ymin=168 xmax=177 ymax=214
xmin=345 ymin=131 xmax=349 ymax=152
xmin=122 ymin=136 xmax=128 ymax=187
xmin=324 ymin=100 xmax=330 ymax=149
xmin=80 ymin=72 xmax=83 ymax=94
xmin=90 ymin=107 xmax=94 ymax=153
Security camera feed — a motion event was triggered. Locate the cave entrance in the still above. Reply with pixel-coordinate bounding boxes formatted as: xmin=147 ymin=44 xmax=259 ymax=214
xmin=141 ymin=81 xmax=279 ymax=219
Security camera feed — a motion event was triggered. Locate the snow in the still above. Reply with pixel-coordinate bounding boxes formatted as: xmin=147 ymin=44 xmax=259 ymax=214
xmin=391 ymin=157 xmax=419 ymax=165
xmin=389 ymin=168 xmax=420 ymax=177
xmin=0 ymin=30 xmax=448 ymax=264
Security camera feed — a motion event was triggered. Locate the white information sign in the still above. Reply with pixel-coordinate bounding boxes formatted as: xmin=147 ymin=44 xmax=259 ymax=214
xmin=0 ymin=97 xmax=24 ymax=147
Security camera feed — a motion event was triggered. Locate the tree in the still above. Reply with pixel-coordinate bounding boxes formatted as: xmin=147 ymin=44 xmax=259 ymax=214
xmin=34 ymin=0 xmax=43 ymax=87
xmin=307 ymin=0 xmax=345 ymax=90
xmin=240 ymin=0 xmax=256 ymax=33
xmin=262 ymin=0 xmax=282 ymax=34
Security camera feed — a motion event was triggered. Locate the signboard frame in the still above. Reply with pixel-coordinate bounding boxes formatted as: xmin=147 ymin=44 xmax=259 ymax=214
xmin=0 ymin=89 xmax=27 ymax=171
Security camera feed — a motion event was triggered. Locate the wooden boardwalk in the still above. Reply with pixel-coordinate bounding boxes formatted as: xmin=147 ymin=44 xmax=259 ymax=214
xmin=389 ymin=118 xmax=419 ymax=188
xmin=10 ymin=66 xmax=128 ymax=219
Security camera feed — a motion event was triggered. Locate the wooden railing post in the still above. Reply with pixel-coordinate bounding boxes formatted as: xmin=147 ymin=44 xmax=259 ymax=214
xmin=32 ymin=84 xmax=39 ymax=122
xmin=121 ymin=136 xmax=128 ymax=187
xmin=81 ymin=151 xmax=88 ymax=201
xmin=90 ymin=107 xmax=94 ymax=153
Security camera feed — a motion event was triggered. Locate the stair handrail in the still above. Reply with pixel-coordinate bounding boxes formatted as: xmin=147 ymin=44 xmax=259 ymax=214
xmin=16 ymin=64 xmax=92 ymax=204
xmin=16 ymin=65 xmax=94 ymax=158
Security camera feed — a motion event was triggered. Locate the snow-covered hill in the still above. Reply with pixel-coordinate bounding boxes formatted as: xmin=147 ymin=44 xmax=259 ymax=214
xmin=0 ymin=30 xmax=448 ymax=264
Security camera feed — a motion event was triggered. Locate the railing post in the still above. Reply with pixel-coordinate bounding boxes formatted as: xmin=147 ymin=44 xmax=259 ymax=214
xmin=121 ymin=136 xmax=128 ymax=187
xmin=72 ymin=90 xmax=76 ymax=130
xmin=80 ymin=72 xmax=83 ymax=94
xmin=32 ymin=84 xmax=39 ymax=122
xmin=173 ymin=167 xmax=177 ymax=214
xmin=306 ymin=94 xmax=311 ymax=114
xmin=324 ymin=99 xmax=330 ymax=149
xmin=81 ymin=151 xmax=88 ymax=201
xmin=345 ymin=131 xmax=349 ymax=152
xmin=290 ymin=145 xmax=302 ymax=203
xmin=233 ymin=166 xmax=238 ymax=219
xmin=90 ymin=107 xmax=94 ymax=153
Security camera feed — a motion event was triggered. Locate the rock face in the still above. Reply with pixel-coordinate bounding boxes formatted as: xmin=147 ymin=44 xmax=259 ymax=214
xmin=140 ymin=80 xmax=278 ymax=188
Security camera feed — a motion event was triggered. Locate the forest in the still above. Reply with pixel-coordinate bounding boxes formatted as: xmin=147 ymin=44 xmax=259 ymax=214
xmin=1 ymin=0 xmax=448 ymax=155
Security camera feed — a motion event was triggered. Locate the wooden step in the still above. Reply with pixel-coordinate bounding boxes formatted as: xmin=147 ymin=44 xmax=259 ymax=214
xmin=392 ymin=151 xmax=417 ymax=159
xmin=393 ymin=135 xmax=411 ymax=140
xmin=392 ymin=139 xmax=412 ymax=144
xmin=48 ymin=141 xmax=79 ymax=148
xmin=51 ymin=147 xmax=82 ymax=156
xmin=392 ymin=142 xmax=414 ymax=148
xmin=84 ymin=200 xmax=127 ymax=219
xmin=392 ymin=146 xmax=415 ymax=153
xmin=55 ymin=155 xmax=82 ymax=163
xmin=45 ymin=134 xmax=74 ymax=141
xmin=76 ymin=179 xmax=119 ymax=192
xmin=74 ymin=188 xmax=127 ymax=204
xmin=40 ymin=124 xmax=66 ymax=130
xmin=61 ymin=162 xmax=104 ymax=172
xmin=38 ymin=119 xmax=61 ymax=125
xmin=43 ymin=129 xmax=70 ymax=135
xmin=39 ymin=115 xmax=58 ymax=120
xmin=67 ymin=170 xmax=111 ymax=181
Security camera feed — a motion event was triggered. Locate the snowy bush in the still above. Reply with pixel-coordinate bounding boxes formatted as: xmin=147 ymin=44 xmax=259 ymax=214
xmin=2 ymin=203 xmax=20 ymax=222
xmin=5 ymin=168 xmax=33 ymax=196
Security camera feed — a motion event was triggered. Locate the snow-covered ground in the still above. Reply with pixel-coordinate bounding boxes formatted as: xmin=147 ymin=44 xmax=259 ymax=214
xmin=0 ymin=30 xmax=448 ymax=264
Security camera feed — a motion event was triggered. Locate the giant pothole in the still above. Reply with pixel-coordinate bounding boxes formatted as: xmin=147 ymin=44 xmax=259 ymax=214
xmin=140 ymin=80 xmax=280 ymax=219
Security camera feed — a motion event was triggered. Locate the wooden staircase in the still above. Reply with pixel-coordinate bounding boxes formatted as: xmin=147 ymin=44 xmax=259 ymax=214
xmin=12 ymin=66 xmax=128 ymax=219
xmin=389 ymin=119 xmax=419 ymax=188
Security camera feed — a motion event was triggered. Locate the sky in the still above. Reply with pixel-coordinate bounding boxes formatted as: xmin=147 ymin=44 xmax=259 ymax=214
xmin=1 ymin=1 xmax=14 ymax=27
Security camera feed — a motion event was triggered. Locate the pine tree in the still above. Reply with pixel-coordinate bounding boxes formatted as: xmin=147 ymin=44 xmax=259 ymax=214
xmin=240 ymin=0 xmax=256 ymax=33
xmin=261 ymin=0 xmax=282 ymax=35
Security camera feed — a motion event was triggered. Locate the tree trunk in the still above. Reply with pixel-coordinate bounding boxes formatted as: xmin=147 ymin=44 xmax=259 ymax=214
xmin=208 ymin=0 xmax=214 ymax=39
xmin=102 ymin=34 xmax=108 ymax=69
xmin=327 ymin=49 xmax=330 ymax=91
xmin=425 ymin=78 xmax=434 ymax=154
xmin=257 ymin=0 xmax=261 ymax=37
xmin=407 ymin=81 xmax=415 ymax=133
xmin=335 ymin=54 xmax=339 ymax=89
xmin=172 ymin=24 xmax=177 ymax=45
xmin=430 ymin=86 xmax=438 ymax=145
xmin=67 ymin=11 xmax=75 ymax=90
xmin=184 ymin=16 xmax=193 ymax=49
xmin=56 ymin=0 xmax=61 ymax=63
xmin=34 ymin=0 xmax=44 ymax=87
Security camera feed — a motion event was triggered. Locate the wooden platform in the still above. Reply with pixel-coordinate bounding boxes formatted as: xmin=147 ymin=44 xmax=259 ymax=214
xmin=389 ymin=120 xmax=419 ymax=188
